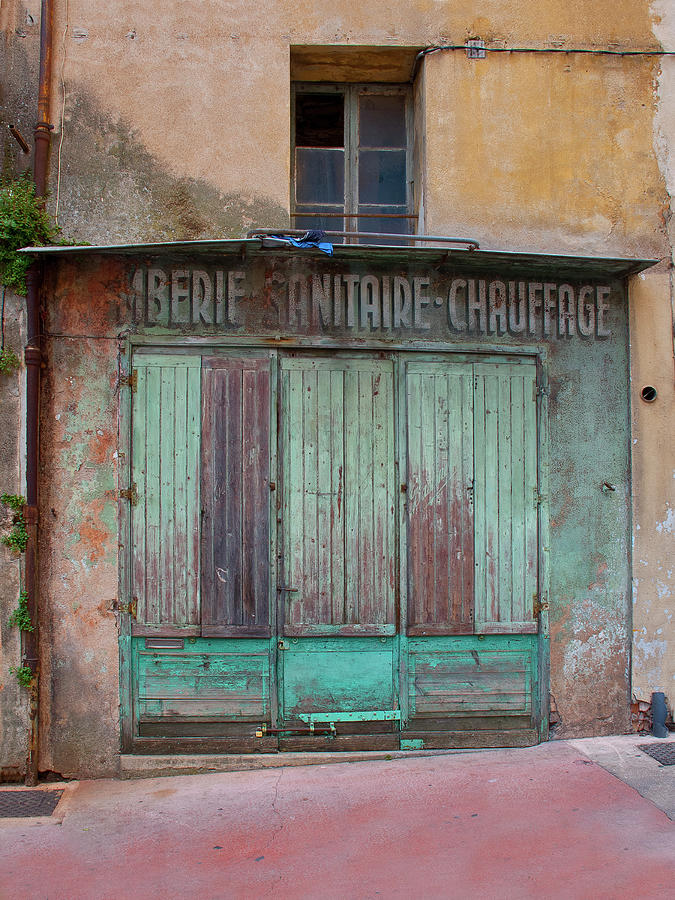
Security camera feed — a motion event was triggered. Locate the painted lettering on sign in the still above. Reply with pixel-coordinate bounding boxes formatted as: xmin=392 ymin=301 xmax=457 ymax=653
xmin=129 ymin=267 xmax=614 ymax=339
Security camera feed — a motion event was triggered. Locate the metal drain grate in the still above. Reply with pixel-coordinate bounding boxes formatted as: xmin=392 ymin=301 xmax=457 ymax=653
xmin=0 ymin=790 xmax=63 ymax=818
xmin=638 ymin=743 xmax=675 ymax=766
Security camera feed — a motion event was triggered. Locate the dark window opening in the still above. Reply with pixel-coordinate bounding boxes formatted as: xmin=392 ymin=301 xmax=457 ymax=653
xmin=292 ymin=84 xmax=414 ymax=245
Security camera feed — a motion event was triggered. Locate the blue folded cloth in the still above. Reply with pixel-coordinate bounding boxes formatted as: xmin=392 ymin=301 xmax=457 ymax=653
xmin=263 ymin=230 xmax=333 ymax=256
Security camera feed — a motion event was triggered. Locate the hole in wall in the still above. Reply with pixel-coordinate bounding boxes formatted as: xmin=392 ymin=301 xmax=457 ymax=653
xmin=640 ymin=385 xmax=657 ymax=403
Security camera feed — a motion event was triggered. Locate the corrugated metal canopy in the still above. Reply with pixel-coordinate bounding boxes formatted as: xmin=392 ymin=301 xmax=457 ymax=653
xmin=19 ymin=238 xmax=658 ymax=279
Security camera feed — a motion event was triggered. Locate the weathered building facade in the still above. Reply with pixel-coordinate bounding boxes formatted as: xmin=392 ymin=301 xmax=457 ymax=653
xmin=0 ymin=0 xmax=673 ymax=777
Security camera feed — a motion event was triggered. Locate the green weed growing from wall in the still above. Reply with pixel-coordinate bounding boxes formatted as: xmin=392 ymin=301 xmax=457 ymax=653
xmin=0 ymin=346 xmax=20 ymax=375
xmin=9 ymin=665 xmax=33 ymax=688
xmin=0 ymin=175 xmax=61 ymax=295
xmin=1 ymin=493 xmax=28 ymax=553
xmin=9 ymin=589 xmax=34 ymax=632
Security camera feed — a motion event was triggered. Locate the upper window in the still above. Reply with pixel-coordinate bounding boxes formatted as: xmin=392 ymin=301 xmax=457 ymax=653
xmin=292 ymin=84 xmax=413 ymax=244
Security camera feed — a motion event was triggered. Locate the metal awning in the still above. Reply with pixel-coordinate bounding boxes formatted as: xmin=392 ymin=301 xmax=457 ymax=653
xmin=19 ymin=237 xmax=659 ymax=279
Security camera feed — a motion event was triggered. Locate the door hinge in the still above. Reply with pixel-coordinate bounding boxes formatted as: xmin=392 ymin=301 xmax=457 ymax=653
xmin=120 ymin=371 xmax=138 ymax=392
xmin=534 ymin=381 xmax=549 ymax=401
xmin=533 ymin=595 xmax=549 ymax=618
xmin=119 ymin=483 xmax=138 ymax=505
xmin=112 ymin=597 xmax=138 ymax=619
xmin=533 ymin=488 xmax=546 ymax=507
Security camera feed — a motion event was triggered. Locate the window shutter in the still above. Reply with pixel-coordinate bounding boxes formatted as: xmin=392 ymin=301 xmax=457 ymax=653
xmin=280 ymin=357 xmax=396 ymax=633
xmin=131 ymin=354 xmax=201 ymax=632
xmin=473 ymin=362 xmax=539 ymax=633
xmin=200 ymin=356 xmax=272 ymax=636
xmin=404 ymin=361 xmax=475 ymax=635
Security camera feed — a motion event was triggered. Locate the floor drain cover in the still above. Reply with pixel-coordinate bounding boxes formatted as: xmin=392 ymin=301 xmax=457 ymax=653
xmin=0 ymin=790 xmax=63 ymax=818
xmin=638 ymin=743 xmax=675 ymax=766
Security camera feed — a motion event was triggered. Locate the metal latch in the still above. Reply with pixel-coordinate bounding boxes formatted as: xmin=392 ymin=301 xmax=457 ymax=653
xmin=533 ymin=595 xmax=549 ymax=618
xmin=119 ymin=483 xmax=138 ymax=505
xmin=256 ymin=723 xmax=267 ymax=738
xmin=111 ymin=597 xmax=138 ymax=619
xmin=119 ymin=371 xmax=137 ymax=392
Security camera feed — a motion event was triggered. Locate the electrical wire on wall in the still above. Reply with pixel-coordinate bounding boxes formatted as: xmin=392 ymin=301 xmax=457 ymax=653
xmin=54 ymin=0 xmax=69 ymax=225
xmin=411 ymin=41 xmax=675 ymax=80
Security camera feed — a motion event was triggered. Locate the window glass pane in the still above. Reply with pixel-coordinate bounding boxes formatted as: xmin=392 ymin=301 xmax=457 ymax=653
xmin=296 ymin=148 xmax=345 ymax=204
xmin=359 ymin=94 xmax=406 ymax=148
xmin=357 ymin=207 xmax=410 ymax=245
xmin=358 ymin=150 xmax=407 ymax=205
xmin=293 ymin=207 xmax=345 ymax=242
xmin=296 ymin=93 xmax=344 ymax=147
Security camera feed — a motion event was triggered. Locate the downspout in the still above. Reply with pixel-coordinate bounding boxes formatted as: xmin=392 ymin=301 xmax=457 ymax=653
xmin=24 ymin=0 xmax=54 ymax=787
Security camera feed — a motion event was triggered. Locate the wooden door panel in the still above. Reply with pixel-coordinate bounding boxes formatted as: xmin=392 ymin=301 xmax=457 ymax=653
xmin=473 ymin=362 xmax=538 ymax=633
xmin=201 ymin=356 xmax=271 ymax=636
xmin=280 ymin=357 xmax=396 ymax=634
xmin=131 ymin=354 xmax=201 ymax=632
xmin=405 ymin=361 xmax=474 ymax=634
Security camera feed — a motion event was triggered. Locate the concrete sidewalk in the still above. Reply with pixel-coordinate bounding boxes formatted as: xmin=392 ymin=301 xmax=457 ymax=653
xmin=1 ymin=740 xmax=674 ymax=899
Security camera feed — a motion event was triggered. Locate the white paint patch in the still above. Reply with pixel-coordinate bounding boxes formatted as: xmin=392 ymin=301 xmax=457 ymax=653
xmin=656 ymin=580 xmax=672 ymax=599
xmin=563 ymin=635 xmax=614 ymax=681
xmin=634 ymin=636 xmax=668 ymax=662
xmin=655 ymin=505 xmax=674 ymax=534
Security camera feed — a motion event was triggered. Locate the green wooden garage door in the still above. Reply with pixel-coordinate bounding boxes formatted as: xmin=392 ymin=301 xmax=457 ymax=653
xmin=126 ymin=349 xmax=542 ymax=750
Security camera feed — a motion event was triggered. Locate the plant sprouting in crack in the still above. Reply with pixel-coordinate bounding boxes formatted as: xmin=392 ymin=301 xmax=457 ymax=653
xmin=9 ymin=665 xmax=32 ymax=688
xmin=1 ymin=493 xmax=28 ymax=553
xmin=9 ymin=589 xmax=34 ymax=632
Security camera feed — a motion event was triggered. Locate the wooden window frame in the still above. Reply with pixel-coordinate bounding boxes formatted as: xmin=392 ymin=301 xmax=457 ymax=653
xmin=291 ymin=82 xmax=414 ymax=242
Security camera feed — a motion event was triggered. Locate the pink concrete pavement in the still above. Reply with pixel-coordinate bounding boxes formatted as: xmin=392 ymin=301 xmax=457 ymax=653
xmin=1 ymin=741 xmax=674 ymax=899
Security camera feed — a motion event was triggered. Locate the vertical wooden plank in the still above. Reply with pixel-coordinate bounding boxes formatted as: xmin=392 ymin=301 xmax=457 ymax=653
xmin=510 ymin=374 xmax=526 ymax=622
xmin=473 ymin=368 xmax=488 ymax=628
xmin=357 ymin=369 xmax=375 ymax=623
xmin=280 ymin=356 xmax=395 ymax=632
xmin=405 ymin=371 xmax=422 ymax=624
xmin=225 ymin=368 xmax=243 ymax=622
xmin=251 ymin=366 xmax=271 ymax=629
xmin=159 ymin=367 xmax=176 ymax=624
xmin=405 ymin=360 xmax=474 ymax=634
xmin=200 ymin=367 xmax=215 ymax=628
xmin=474 ymin=360 xmax=538 ymax=632
xmin=131 ymin=363 xmax=148 ymax=623
xmin=372 ymin=364 xmax=394 ymax=624
xmin=420 ymin=372 xmax=436 ymax=626
xmin=330 ymin=369 xmax=345 ymax=624
xmin=186 ymin=364 xmax=201 ymax=625
xmin=523 ymin=367 xmax=539 ymax=621
xmin=145 ymin=365 xmax=161 ymax=625
xmin=303 ymin=366 xmax=319 ymax=623
xmin=343 ymin=366 xmax=359 ymax=623
xmin=485 ymin=373 xmax=500 ymax=622
xmin=460 ymin=371 xmax=475 ymax=627
xmin=172 ymin=365 xmax=188 ymax=626
xmin=132 ymin=355 xmax=201 ymax=629
xmin=433 ymin=374 xmax=450 ymax=625
xmin=316 ymin=367 xmax=333 ymax=623
xmin=201 ymin=356 xmax=271 ymax=635
xmin=498 ymin=374 xmax=513 ymax=621
xmin=285 ymin=366 xmax=304 ymax=625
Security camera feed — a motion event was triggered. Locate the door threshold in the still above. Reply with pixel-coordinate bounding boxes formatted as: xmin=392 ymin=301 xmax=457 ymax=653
xmin=119 ymin=738 xmax=540 ymax=779
xmin=118 ymin=747 xmax=469 ymax=779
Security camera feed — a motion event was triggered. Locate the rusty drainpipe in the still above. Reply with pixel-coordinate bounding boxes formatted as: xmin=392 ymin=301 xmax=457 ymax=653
xmin=23 ymin=0 xmax=54 ymax=787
